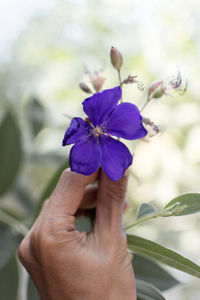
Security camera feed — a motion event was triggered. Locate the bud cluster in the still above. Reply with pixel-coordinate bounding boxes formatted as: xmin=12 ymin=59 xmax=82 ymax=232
xmin=148 ymin=71 xmax=187 ymax=101
xmin=78 ymin=47 xmax=187 ymax=141
xmin=79 ymin=69 xmax=105 ymax=94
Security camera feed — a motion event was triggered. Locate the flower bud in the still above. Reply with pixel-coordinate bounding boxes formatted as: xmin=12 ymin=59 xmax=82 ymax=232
xmin=148 ymin=80 xmax=165 ymax=99
xmin=79 ymin=82 xmax=92 ymax=94
xmin=92 ymin=76 xmax=105 ymax=92
xmin=110 ymin=46 xmax=123 ymax=71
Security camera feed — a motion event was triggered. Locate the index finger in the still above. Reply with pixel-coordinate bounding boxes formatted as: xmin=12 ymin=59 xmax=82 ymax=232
xmin=48 ymin=168 xmax=99 ymax=216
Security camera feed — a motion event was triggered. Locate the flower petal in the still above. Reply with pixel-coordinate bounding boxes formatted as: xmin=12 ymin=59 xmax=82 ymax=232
xmin=99 ymin=135 xmax=133 ymax=181
xmin=69 ymin=136 xmax=100 ymax=175
xmin=82 ymin=86 xmax=122 ymax=126
xmin=62 ymin=118 xmax=90 ymax=146
xmin=106 ymin=102 xmax=147 ymax=139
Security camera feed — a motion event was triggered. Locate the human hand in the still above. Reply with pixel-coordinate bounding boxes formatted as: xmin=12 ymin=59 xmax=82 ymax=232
xmin=18 ymin=169 xmax=136 ymax=300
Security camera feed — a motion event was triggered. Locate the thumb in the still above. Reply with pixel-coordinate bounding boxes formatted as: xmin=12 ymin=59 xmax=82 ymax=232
xmin=94 ymin=169 xmax=129 ymax=239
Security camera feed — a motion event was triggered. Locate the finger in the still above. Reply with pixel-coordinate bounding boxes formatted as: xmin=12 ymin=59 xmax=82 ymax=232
xmin=76 ymin=199 xmax=128 ymax=219
xmin=123 ymin=200 xmax=129 ymax=212
xmin=79 ymin=185 xmax=97 ymax=209
xmin=94 ymin=169 xmax=129 ymax=237
xmin=48 ymin=168 xmax=99 ymax=216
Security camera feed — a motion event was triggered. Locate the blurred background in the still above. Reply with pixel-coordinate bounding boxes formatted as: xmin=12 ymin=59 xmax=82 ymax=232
xmin=0 ymin=0 xmax=200 ymax=299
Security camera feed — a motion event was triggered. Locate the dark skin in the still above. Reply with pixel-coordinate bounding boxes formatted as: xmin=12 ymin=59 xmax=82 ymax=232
xmin=18 ymin=169 xmax=136 ymax=300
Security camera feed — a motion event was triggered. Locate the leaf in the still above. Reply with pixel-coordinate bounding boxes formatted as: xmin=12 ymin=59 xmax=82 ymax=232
xmin=136 ymin=279 xmax=165 ymax=300
xmin=164 ymin=193 xmax=200 ymax=216
xmin=136 ymin=203 xmax=157 ymax=219
xmin=0 ymin=255 xmax=18 ymax=300
xmin=0 ymin=112 xmax=23 ymax=196
xmin=13 ymin=185 xmax=34 ymax=215
xmin=75 ymin=217 xmax=92 ymax=232
xmin=28 ymin=277 xmax=41 ymax=300
xmin=35 ymin=161 xmax=69 ymax=218
xmin=133 ymin=254 xmax=179 ymax=291
xmin=127 ymin=234 xmax=200 ymax=278
xmin=27 ymin=97 xmax=45 ymax=137
xmin=0 ymin=223 xmax=20 ymax=269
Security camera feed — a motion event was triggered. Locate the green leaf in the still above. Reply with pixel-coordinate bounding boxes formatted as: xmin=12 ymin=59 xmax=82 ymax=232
xmin=0 ymin=255 xmax=18 ymax=300
xmin=127 ymin=234 xmax=200 ymax=278
xmin=0 ymin=112 xmax=23 ymax=196
xmin=164 ymin=193 xmax=200 ymax=216
xmin=13 ymin=185 xmax=34 ymax=215
xmin=136 ymin=279 xmax=165 ymax=300
xmin=27 ymin=97 xmax=45 ymax=137
xmin=136 ymin=203 xmax=157 ymax=219
xmin=75 ymin=217 xmax=92 ymax=232
xmin=133 ymin=254 xmax=179 ymax=291
xmin=0 ymin=223 xmax=20 ymax=269
xmin=28 ymin=277 xmax=41 ymax=300
xmin=35 ymin=161 xmax=69 ymax=218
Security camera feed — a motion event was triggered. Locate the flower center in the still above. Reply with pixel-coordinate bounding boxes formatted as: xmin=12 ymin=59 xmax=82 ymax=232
xmin=85 ymin=117 xmax=107 ymax=138
xmin=93 ymin=126 xmax=103 ymax=137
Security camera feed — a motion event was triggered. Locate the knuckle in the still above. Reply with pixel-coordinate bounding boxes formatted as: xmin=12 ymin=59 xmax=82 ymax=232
xmin=61 ymin=168 xmax=70 ymax=179
xmin=104 ymin=185 xmax=126 ymax=204
xmin=127 ymin=251 xmax=133 ymax=263
xmin=18 ymin=236 xmax=30 ymax=266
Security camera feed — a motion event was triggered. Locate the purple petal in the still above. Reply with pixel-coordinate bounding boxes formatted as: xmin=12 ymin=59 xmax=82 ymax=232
xmin=99 ymin=135 xmax=133 ymax=181
xmin=62 ymin=118 xmax=90 ymax=146
xmin=69 ymin=136 xmax=100 ymax=175
xmin=82 ymin=86 xmax=122 ymax=126
xmin=106 ymin=102 xmax=147 ymax=140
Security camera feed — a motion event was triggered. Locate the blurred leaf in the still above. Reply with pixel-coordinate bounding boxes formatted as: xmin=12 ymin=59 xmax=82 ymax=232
xmin=35 ymin=161 xmax=69 ymax=218
xmin=136 ymin=203 xmax=157 ymax=219
xmin=0 ymin=112 xmax=23 ymax=196
xmin=27 ymin=97 xmax=45 ymax=137
xmin=13 ymin=185 xmax=34 ymax=215
xmin=0 ymin=206 xmax=23 ymax=222
xmin=0 ymin=223 xmax=20 ymax=270
xmin=0 ymin=255 xmax=18 ymax=300
xmin=164 ymin=193 xmax=200 ymax=216
xmin=133 ymin=254 xmax=179 ymax=291
xmin=127 ymin=234 xmax=200 ymax=278
xmin=136 ymin=279 xmax=165 ymax=300
xmin=28 ymin=277 xmax=40 ymax=300
xmin=75 ymin=217 xmax=92 ymax=232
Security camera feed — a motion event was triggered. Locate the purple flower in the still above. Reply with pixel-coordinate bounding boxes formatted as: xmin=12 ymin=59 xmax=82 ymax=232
xmin=62 ymin=86 xmax=147 ymax=181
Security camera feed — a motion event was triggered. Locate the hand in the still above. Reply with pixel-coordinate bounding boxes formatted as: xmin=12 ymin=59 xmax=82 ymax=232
xmin=18 ymin=169 xmax=136 ymax=300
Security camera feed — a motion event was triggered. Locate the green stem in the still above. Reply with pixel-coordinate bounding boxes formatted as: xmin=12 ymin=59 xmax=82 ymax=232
xmin=124 ymin=203 xmax=186 ymax=231
xmin=118 ymin=70 xmax=123 ymax=103
xmin=140 ymin=99 xmax=149 ymax=113
xmin=125 ymin=212 xmax=161 ymax=231
xmin=0 ymin=210 xmax=29 ymax=236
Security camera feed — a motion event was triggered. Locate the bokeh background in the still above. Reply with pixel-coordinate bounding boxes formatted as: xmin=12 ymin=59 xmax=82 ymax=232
xmin=0 ymin=0 xmax=200 ymax=299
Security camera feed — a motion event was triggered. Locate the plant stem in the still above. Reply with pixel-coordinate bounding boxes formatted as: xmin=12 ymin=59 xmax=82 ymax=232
xmin=140 ymin=99 xmax=149 ymax=113
xmin=0 ymin=210 xmax=29 ymax=236
xmin=118 ymin=70 xmax=123 ymax=103
xmin=125 ymin=212 xmax=162 ymax=231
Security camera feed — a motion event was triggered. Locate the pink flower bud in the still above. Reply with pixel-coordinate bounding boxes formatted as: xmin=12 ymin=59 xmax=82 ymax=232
xmin=92 ymin=76 xmax=105 ymax=92
xmin=79 ymin=82 xmax=92 ymax=94
xmin=110 ymin=46 xmax=123 ymax=71
xmin=148 ymin=80 xmax=165 ymax=99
